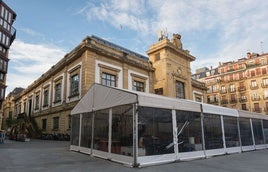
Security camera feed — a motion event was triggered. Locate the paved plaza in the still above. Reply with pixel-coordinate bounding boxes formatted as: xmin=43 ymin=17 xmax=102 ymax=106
xmin=1 ymin=139 xmax=268 ymax=172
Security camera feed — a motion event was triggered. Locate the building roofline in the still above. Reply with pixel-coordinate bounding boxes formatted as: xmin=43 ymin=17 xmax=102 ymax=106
xmin=91 ymin=35 xmax=148 ymax=61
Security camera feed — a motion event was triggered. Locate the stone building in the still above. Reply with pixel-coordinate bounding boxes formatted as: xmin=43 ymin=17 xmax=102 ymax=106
xmin=192 ymin=52 xmax=268 ymax=115
xmin=2 ymin=87 xmax=24 ymax=129
xmin=0 ymin=1 xmax=16 ymax=129
xmin=5 ymin=34 xmax=206 ymax=134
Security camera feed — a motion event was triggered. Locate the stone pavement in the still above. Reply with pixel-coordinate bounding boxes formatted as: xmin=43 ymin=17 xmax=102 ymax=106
xmin=0 ymin=139 xmax=268 ymax=172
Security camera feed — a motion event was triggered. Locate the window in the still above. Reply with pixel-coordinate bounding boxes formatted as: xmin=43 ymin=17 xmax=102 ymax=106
xmin=43 ymin=89 xmax=49 ymax=107
xmin=0 ymin=86 xmax=4 ymax=99
xmin=207 ymin=96 xmax=210 ymax=103
xmin=221 ymin=86 xmax=226 ymax=93
xmin=175 ymin=81 xmax=185 ymax=99
xmin=256 ymin=68 xmax=261 ymax=75
xmin=53 ymin=117 xmax=59 ymax=130
xmin=251 ymin=80 xmax=257 ymax=88
xmin=155 ymin=53 xmax=160 ymax=61
xmin=212 ymin=85 xmax=217 ymax=92
xmin=229 ymin=84 xmax=235 ymax=92
xmin=264 ymin=91 xmax=268 ymax=99
xmin=133 ymin=80 xmax=144 ymax=92
xmin=101 ymin=73 xmax=116 ymax=87
xmin=42 ymin=119 xmax=47 ymax=130
xmin=155 ymin=88 xmax=163 ymax=95
xmin=262 ymin=68 xmax=267 ymax=75
xmin=241 ymin=104 xmax=247 ymax=110
xmin=261 ymin=58 xmax=266 ymax=65
xmin=213 ymin=95 xmax=218 ymax=102
xmin=250 ymin=70 xmax=255 ymax=77
xmin=0 ymin=58 xmax=7 ymax=72
xmin=253 ymin=103 xmax=260 ymax=112
xmin=230 ymin=94 xmax=236 ymax=103
xmin=54 ymin=83 xmax=61 ymax=103
xmin=252 ymin=93 xmax=259 ymax=100
xmin=35 ymin=94 xmax=40 ymax=110
xmin=70 ymin=74 xmax=79 ymax=97
xmin=263 ymin=78 xmax=268 ymax=86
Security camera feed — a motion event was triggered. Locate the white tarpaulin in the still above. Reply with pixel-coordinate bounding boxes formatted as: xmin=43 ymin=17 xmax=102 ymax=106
xmin=71 ymin=84 xmax=138 ymax=115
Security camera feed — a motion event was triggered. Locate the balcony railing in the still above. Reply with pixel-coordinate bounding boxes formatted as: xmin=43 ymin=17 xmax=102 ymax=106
xmin=250 ymin=85 xmax=259 ymax=90
xmin=220 ymin=90 xmax=227 ymax=94
xmin=239 ymin=97 xmax=247 ymax=102
xmin=221 ymin=100 xmax=228 ymax=104
xmin=263 ymin=107 xmax=268 ymax=112
xmin=263 ymin=95 xmax=268 ymax=100
xmin=251 ymin=96 xmax=261 ymax=101
xmin=228 ymin=88 xmax=236 ymax=93
xmin=238 ymin=86 xmax=246 ymax=92
xmin=230 ymin=99 xmax=237 ymax=104
xmin=253 ymin=108 xmax=262 ymax=113
xmin=261 ymin=83 xmax=268 ymax=88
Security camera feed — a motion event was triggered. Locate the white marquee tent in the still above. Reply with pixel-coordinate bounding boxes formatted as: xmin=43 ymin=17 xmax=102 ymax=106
xmin=70 ymin=84 xmax=268 ymax=167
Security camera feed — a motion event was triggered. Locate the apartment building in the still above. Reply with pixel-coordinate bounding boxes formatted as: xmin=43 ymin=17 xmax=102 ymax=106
xmin=4 ymin=34 xmax=206 ymax=134
xmin=192 ymin=52 xmax=268 ymax=115
xmin=0 ymin=0 xmax=16 ymax=129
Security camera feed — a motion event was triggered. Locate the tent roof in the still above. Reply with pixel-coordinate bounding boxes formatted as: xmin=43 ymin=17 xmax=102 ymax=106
xmin=71 ymin=84 xmax=138 ymax=115
xmin=71 ymin=84 xmax=203 ymax=115
xmin=71 ymin=84 xmax=268 ymax=120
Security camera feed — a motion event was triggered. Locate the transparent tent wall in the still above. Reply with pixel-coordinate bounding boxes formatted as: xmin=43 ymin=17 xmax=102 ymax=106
xmin=93 ymin=109 xmax=109 ymax=152
xmin=263 ymin=120 xmax=268 ymax=144
xmin=176 ymin=110 xmax=203 ymax=152
xmin=203 ymin=114 xmax=223 ymax=150
xmin=252 ymin=119 xmax=265 ymax=145
xmin=71 ymin=114 xmax=80 ymax=146
xmin=223 ymin=116 xmax=240 ymax=148
xmin=111 ymin=105 xmax=133 ymax=156
xmin=81 ymin=112 xmax=93 ymax=148
xmin=239 ymin=118 xmax=254 ymax=146
xmin=137 ymin=107 xmax=174 ymax=156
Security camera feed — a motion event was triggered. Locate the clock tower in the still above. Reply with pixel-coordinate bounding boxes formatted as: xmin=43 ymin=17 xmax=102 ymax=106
xmin=147 ymin=33 xmax=196 ymax=99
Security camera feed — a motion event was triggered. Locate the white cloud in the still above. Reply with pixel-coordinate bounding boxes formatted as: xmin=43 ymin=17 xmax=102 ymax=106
xmin=19 ymin=28 xmax=43 ymax=37
xmin=82 ymin=0 xmax=150 ymax=34
xmin=6 ymin=40 xmax=67 ymax=94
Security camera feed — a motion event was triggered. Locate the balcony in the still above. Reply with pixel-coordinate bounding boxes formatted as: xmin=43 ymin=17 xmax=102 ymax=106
xmin=251 ymin=96 xmax=261 ymax=101
xmin=250 ymin=85 xmax=259 ymax=90
xmin=221 ymin=100 xmax=228 ymax=104
xmin=10 ymin=26 xmax=16 ymax=45
xmin=253 ymin=108 xmax=262 ymax=113
xmin=263 ymin=95 xmax=268 ymax=100
xmin=238 ymin=86 xmax=246 ymax=92
xmin=230 ymin=99 xmax=237 ymax=104
xmin=261 ymin=83 xmax=268 ymax=88
xmin=264 ymin=107 xmax=268 ymax=112
xmin=228 ymin=88 xmax=236 ymax=93
xmin=239 ymin=97 xmax=247 ymax=103
xmin=220 ymin=90 xmax=227 ymax=94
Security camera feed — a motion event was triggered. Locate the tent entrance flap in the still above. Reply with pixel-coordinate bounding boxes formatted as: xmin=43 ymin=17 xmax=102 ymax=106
xmin=71 ymin=84 xmax=138 ymax=115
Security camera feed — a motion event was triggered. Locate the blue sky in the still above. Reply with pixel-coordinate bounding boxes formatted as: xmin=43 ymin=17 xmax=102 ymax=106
xmin=4 ymin=0 xmax=268 ymax=94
